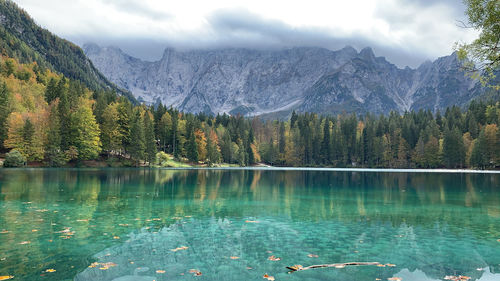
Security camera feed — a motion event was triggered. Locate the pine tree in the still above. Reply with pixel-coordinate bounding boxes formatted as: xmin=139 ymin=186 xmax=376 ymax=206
xmin=45 ymin=105 xmax=66 ymax=166
xmin=129 ymin=110 xmax=146 ymax=165
xmin=0 ymin=82 xmax=10 ymax=151
xmin=22 ymin=118 xmax=35 ymax=160
xmin=143 ymin=111 xmax=157 ymax=165
xmin=443 ymin=127 xmax=465 ymax=168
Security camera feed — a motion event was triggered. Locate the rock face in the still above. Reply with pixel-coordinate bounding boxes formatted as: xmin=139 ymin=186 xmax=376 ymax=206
xmin=84 ymin=43 xmax=485 ymax=116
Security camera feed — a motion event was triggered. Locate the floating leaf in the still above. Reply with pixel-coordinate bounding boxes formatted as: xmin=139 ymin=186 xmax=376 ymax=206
xmin=0 ymin=276 xmax=14 ymax=280
xmin=268 ymin=255 xmax=281 ymax=261
xmin=171 ymin=246 xmax=189 ymax=252
xmin=19 ymin=241 xmax=30 ymax=245
xmin=388 ymin=278 xmax=402 ymax=281
xmin=245 ymin=220 xmax=259 ymax=223
xmin=45 ymin=269 xmax=56 ymax=273
xmin=385 ymin=264 xmax=396 ymax=267
xmin=263 ymin=274 xmax=275 ymax=281
xmin=307 ymin=254 xmax=318 ymax=258
xmin=156 ymin=270 xmax=166 ymax=274
xmin=377 ymin=264 xmax=386 ymax=267
xmin=334 ymin=265 xmax=346 ymax=269
xmin=0 ymin=230 xmax=9 ymax=234
xmin=76 ymin=219 xmax=89 ymax=222
xmin=189 ymin=269 xmax=202 ymax=276
xmin=31 ymin=229 xmax=38 ymax=232
xmin=444 ymin=276 xmax=471 ymax=281
xmin=230 ymin=256 xmax=240 ymax=260
xmin=113 ymin=236 xmax=120 ymax=239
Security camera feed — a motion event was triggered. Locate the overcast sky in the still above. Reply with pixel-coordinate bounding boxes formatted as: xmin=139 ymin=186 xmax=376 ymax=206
xmin=12 ymin=0 xmax=477 ymax=68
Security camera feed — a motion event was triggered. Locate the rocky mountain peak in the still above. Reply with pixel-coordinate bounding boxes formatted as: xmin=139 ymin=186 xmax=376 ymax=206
xmin=84 ymin=44 xmax=490 ymax=117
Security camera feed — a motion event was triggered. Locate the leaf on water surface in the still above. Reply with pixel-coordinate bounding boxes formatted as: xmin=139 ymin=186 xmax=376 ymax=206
xmin=0 ymin=230 xmax=9 ymax=234
xmin=387 ymin=278 xmax=402 ymax=281
xmin=118 ymin=224 xmax=129 ymax=226
xmin=152 ymin=218 xmax=161 ymax=221
xmin=246 ymin=267 xmax=253 ymax=270
xmin=263 ymin=274 xmax=275 ymax=280
xmin=444 ymin=276 xmax=471 ymax=281
xmin=230 ymin=256 xmax=240 ymax=260
xmin=76 ymin=219 xmax=90 ymax=222
xmin=19 ymin=241 xmax=30 ymax=245
xmin=0 ymin=276 xmax=14 ymax=280
xmin=156 ymin=270 xmax=166 ymax=274
xmin=245 ymin=220 xmax=259 ymax=223
xmin=377 ymin=264 xmax=386 ymax=267
xmin=113 ymin=236 xmax=120 ymax=239
xmin=45 ymin=269 xmax=56 ymax=273
xmin=171 ymin=246 xmax=189 ymax=252
xmin=188 ymin=269 xmax=202 ymax=276
xmin=31 ymin=229 xmax=38 ymax=232
xmin=385 ymin=264 xmax=396 ymax=267
xmin=307 ymin=254 xmax=319 ymax=258
xmin=268 ymin=255 xmax=281 ymax=261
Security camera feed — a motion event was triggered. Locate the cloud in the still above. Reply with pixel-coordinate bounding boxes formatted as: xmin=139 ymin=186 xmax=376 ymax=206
xmin=102 ymin=0 xmax=171 ymax=20
xmin=11 ymin=0 xmax=477 ymax=68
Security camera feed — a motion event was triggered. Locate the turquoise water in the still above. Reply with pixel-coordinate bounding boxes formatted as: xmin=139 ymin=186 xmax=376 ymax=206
xmin=0 ymin=169 xmax=499 ymax=281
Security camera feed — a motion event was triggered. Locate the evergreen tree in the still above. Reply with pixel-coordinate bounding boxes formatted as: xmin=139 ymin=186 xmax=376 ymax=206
xmin=443 ymin=127 xmax=465 ymax=168
xmin=45 ymin=105 xmax=66 ymax=166
xmin=143 ymin=111 xmax=157 ymax=165
xmin=0 ymin=82 xmax=10 ymax=151
xmin=129 ymin=111 xmax=145 ymax=165
xmin=22 ymin=118 xmax=35 ymax=160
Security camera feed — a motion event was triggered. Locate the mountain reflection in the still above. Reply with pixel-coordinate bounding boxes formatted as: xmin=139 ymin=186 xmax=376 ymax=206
xmin=0 ymin=169 xmax=499 ymax=280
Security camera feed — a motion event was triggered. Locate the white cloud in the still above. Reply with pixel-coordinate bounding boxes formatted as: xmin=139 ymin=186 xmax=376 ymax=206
xmin=11 ymin=0 xmax=478 ymax=67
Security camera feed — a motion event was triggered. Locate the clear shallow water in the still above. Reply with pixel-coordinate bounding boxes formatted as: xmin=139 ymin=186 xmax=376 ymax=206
xmin=0 ymin=169 xmax=499 ymax=281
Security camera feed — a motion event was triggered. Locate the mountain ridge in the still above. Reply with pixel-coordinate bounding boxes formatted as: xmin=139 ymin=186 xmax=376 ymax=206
xmin=84 ymin=43 xmax=489 ymax=116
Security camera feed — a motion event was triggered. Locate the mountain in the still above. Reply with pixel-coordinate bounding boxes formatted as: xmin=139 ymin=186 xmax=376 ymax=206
xmin=84 ymin=44 xmax=490 ymax=116
xmin=0 ymin=0 xmax=133 ymax=100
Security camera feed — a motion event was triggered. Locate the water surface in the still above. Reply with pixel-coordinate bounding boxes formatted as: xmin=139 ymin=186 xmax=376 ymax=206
xmin=0 ymin=169 xmax=499 ymax=281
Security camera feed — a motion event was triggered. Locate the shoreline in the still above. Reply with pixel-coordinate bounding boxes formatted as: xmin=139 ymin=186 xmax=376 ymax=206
xmin=1 ymin=166 xmax=499 ymax=174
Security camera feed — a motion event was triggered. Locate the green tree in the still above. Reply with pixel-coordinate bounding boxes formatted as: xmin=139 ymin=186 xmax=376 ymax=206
xmin=443 ymin=127 xmax=466 ymax=168
xmin=3 ymin=149 xmax=26 ymax=167
xmin=101 ymin=103 xmax=122 ymax=156
xmin=143 ymin=111 xmax=157 ymax=165
xmin=0 ymin=82 xmax=10 ymax=151
xmin=45 ymin=105 xmax=66 ymax=166
xmin=457 ymin=0 xmax=500 ymax=87
xmin=129 ymin=110 xmax=145 ymax=164
xmin=71 ymin=101 xmax=102 ymax=160
xmin=22 ymin=118 xmax=35 ymax=160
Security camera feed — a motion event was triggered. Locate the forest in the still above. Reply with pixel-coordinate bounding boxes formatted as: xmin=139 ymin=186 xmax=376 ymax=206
xmin=0 ymin=55 xmax=499 ymax=169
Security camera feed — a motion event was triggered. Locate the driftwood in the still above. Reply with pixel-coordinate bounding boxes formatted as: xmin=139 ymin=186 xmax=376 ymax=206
xmin=287 ymin=262 xmax=381 ymax=273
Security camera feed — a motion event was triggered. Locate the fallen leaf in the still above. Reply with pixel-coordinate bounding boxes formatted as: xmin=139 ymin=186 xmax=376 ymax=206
xmin=195 ymin=272 xmax=202 ymax=276
xmin=45 ymin=269 xmax=56 ymax=273
xmin=171 ymin=246 xmax=189 ymax=252
xmin=387 ymin=278 xmax=402 ymax=281
xmin=245 ymin=220 xmax=259 ymax=223
xmin=334 ymin=265 xmax=345 ymax=269
xmin=230 ymin=256 xmax=240 ymax=259
xmin=268 ymin=255 xmax=281 ymax=261
xmin=19 ymin=241 xmax=30 ymax=245
xmin=0 ymin=276 xmax=14 ymax=280
xmin=31 ymin=229 xmax=38 ymax=232
xmin=246 ymin=267 xmax=253 ymax=270
xmin=444 ymin=276 xmax=471 ymax=281
xmin=0 ymin=230 xmax=9 ymax=234
xmin=113 ymin=236 xmax=120 ymax=239
xmin=377 ymin=264 xmax=386 ymax=267
xmin=263 ymin=274 xmax=274 ymax=281
xmin=156 ymin=270 xmax=166 ymax=274
xmin=307 ymin=254 xmax=319 ymax=258
xmin=385 ymin=264 xmax=396 ymax=267
xmin=376 ymin=279 xmax=382 ymax=281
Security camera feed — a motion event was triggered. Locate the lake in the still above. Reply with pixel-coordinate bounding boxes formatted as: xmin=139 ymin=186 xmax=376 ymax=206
xmin=0 ymin=168 xmax=499 ymax=281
